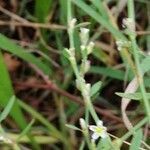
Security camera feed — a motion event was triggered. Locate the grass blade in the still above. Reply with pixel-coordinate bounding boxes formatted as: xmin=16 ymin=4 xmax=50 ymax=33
xmin=72 ymin=0 xmax=125 ymax=40
xmin=90 ymin=81 xmax=102 ymax=97
xmin=17 ymin=119 xmax=35 ymax=141
xmin=0 ymin=34 xmax=51 ymax=75
xmin=0 ymin=51 xmax=27 ymax=128
xmin=35 ymin=0 xmax=52 ymax=23
xmin=129 ymin=129 xmax=143 ymax=150
xmin=18 ymin=99 xmax=66 ymax=143
xmin=0 ymin=51 xmax=41 ymax=149
xmin=0 ymin=95 xmax=15 ymax=123
xmin=90 ymin=66 xmax=130 ymax=81
xmin=116 ymin=92 xmax=150 ymax=100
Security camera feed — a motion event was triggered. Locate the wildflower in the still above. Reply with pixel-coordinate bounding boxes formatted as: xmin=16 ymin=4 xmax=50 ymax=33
xmin=69 ymin=18 xmax=77 ymax=30
xmin=80 ymin=60 xmax=91 ymax=75
xmin=80 ymin=28 xmax=89 ymax=46
xmin=89 ymin=120 xmax=108 ymax=140
xmin=82 ymin=83 xmax=91 ymax=98
xmin=122 ymin=18 xmax=135 ymax=32
xmin=87 ymin=42 xmax=94 ymax=54
xmin=116 ymin=40 xmax=131 ymax=51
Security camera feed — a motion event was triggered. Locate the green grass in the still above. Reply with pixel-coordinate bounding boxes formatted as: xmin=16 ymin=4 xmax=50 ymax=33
xmin=0 ymin=0 xmax=149 ymax=149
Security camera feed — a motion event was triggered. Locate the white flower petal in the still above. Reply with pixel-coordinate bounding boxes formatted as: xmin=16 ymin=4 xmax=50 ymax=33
xmin=92 ymin=133 xmax=99 ymax=140
xmin=89 ymin=125 xmax=97 ymax=131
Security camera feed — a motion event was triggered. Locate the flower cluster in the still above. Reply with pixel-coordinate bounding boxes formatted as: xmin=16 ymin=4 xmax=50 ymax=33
xmin=116 ymin=40 xmax=131 ymax=51
xmin=80 ymin=118 xmax=108 ymax=141
xmin=122 ymin=18 xmax=135 ymax=32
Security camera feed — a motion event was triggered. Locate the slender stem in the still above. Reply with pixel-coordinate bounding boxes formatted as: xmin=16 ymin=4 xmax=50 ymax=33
xmin=85 ymin=98 xmax=99 ymax=123
xmin=128 ymin=0 xmax=150 ymax=121
xmin=67 ymin=0 xmax=99 ymax=123
xmin=131 ymin=38 xmax=150 ymax=120
xmin=67 ymin=0 xmax=75 ymax=48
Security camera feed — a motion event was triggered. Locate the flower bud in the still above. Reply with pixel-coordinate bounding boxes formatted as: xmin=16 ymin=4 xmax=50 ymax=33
xmin=80 ymin=28 xmax=89 ymax=46
xmin=87 ymin=42 xmax=94 ymax=54
xmin=69 ymin=18 xmax=77 ymax=30
xmin=122 ymin=18 xmax=135 ymax=32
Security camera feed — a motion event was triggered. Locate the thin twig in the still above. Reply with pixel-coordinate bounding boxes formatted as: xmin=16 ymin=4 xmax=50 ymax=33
xmin=0 ymin=6 xmax=28 ymax=23
xmin=14 ymin=81 xmax=122 ymax=123
xmin=0 ymin=21 xmax=66 ymax=30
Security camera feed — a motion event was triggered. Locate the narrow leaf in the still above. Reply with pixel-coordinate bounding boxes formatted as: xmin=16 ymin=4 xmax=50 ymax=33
xmin=129 ymin=129 xmax=143 ymax=150
xmin=0 ymin=51 xmax=27 ymax=128
xmin=65 ymin=124 xmax=81 ymax=131
xmin=17 ymin=119 xmax=35 ymax=141
xmin=141 ymin=56 xmax=150 ymax=74
xmin=90 ymin=66 xmax=131 ymax=81
xmin=116 ymin=92 xmax=150 ymax=100
xmin=0 ymin=34 xmax=51 ymax=75
xmin=90 ymin=81 xmax=102 ymax=97
xmin=0 ymin=95 xmax=16 ymax=122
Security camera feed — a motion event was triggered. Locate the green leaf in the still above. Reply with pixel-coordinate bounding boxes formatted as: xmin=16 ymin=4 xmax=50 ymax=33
xmin=90 ymin=66 xmax=130 ymax=81
xmin=92 ymin=47 xmax=110 ymax=65
xmin=90 ymin=66 xmax=150 ymax=88
xmin=35 ymin=0 xmax=52 ymax=23
xmin=141 ymin=56 xmax=150 ymax=74
xmin=115 ymin=92 xmax=150 ymax=100
xmin=65 ymin=124 xmax=81 ymax=131
xmin=0 ymin=34 xmax=51 ymax=76
xmin=97 ymin=137 xmax=113 ymax=150
xmin=90 ymin=81 xmax=102 ymax=97
xmin=62 ymin=48 xmax=70 ymax=59
xmin=91 ymin=0 xmax=109 ymax=19
xmin=0 ymin=51 xmax=27 ymax=128
xmin=129 ymin=129 xmax=143 ymax=150
xmin=0 ymin=52 xmax=40 ymax=149
xmin=17 ymin=119 xmax=35 ymax=141
xmin=0 ymin=95 xmax=15 ymax=123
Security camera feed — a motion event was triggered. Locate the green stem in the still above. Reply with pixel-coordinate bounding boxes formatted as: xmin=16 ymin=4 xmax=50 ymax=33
xmin=128 ymin=0 xmax=150 ymax=121
xmin=85 ymin=98 xmax=99 ymax=123
xmin=67 ymin=0 xmax=75 ymax=49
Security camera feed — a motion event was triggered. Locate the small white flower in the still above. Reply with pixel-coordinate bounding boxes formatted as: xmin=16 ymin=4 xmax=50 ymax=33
xmin=80 ymin=45 xmax=86 ymax=52
xmin=87 ymin=42 xmax=94 ymax=54
xmin=82 ymin=83 xmax=91 ymax=98
xmin=69 ymin=18 xmax=77 ymax=29
xmin=80 ymin=60 xmax=91 ymax=75
xmin=80 ymin=28 xmax=89 ymax=35
xmin=122 ymin=18 xmax=135 ymax=32
xmin=116 ymin=40 xmax=131 ymax=51
xmin=89 ymin=120 xmax=108 ymax=141
xmin=80 ymin=28 xmax=90 ymax=46
xmin=116 ymin=40 xmax=124 ymax=51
